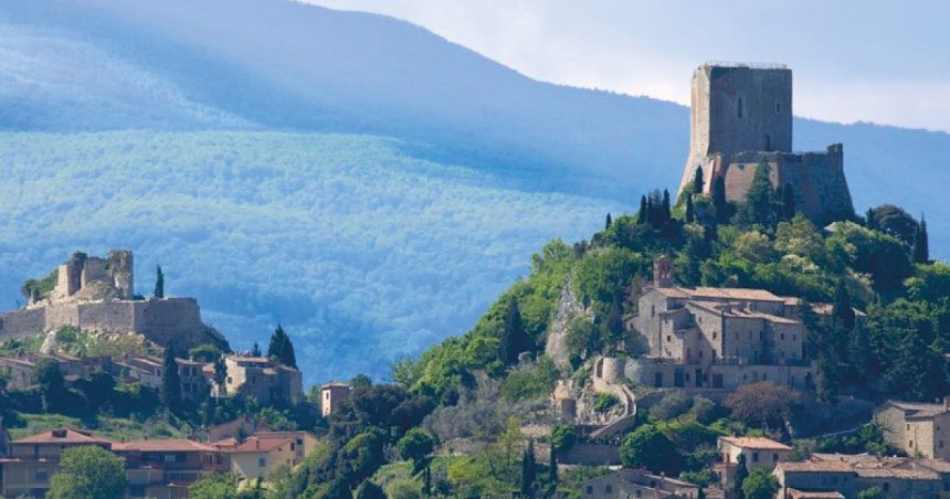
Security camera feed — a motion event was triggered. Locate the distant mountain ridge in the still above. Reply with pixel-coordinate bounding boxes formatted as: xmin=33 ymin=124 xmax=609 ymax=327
xmin=0 ymin=0 xmax=946 ymax=381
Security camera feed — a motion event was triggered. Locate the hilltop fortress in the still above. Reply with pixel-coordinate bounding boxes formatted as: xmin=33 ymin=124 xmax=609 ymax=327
xmin=679 ymin=63 xmax=854 ymax=223
xmin=0 ymin=250 xmax=225 ymax=350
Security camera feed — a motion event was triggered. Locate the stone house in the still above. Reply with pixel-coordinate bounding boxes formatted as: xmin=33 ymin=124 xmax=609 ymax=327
xmin=112 ymin=438 xmax=228 ymax=498
xmin=629 ymin=257 xmax=814 ymax=391
xmin=216 ymin=355 xmax=303 ymax=405
xmin=772 ymin=453 xmax=949 ymax=499
xmin=211 ymin=431 xmax=318 ymax=480
xmin=0 ymin=428 xmax=112 ymax=498
xmin=0 ymin=356 xmax=37 ymax=390
xmin=717 ymin=436 xmax=793 ymax=492
xmin=575 ymin=468 xmax=701 ymax=498
xmin=320 ymin=382 xmax=352 ymax=417
xmin=875 ymin=398 xmax=950 ymax=460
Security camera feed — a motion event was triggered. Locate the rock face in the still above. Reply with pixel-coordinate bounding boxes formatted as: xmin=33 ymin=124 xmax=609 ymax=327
xmin=679 ymin=63 xmax=854 ymax=223
xmin=0 ymin=250 xmax=226 ymax=350
xmin=544 ymin=280 xmax=585 ymax=370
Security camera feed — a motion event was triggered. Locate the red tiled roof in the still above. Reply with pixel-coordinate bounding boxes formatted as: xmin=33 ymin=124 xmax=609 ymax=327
xmin=14 ymin=429 xmax=112 ymax=446
xmin=720 ymin=436 xmax=793 ymax=451
xmin=211 ymin=435 xmax=294 ymax=454
xmin=113 ymin=439 xmax=216 ymax=452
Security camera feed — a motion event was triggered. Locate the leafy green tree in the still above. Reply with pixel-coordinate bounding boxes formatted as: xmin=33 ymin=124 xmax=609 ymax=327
xmin=397 ymin=428 xmax=435 ymax=474
xmin=355 ymin=480 xmax=386 ymax=499
xmin=154 ymin=264 xmax=165 ymax=299
xmin=697 ymin=486 xmax=706 ymax=499
xmin=741 ymin=468 xmax=779 ymax=499
xmin=734 ymin=453 xmax=749 ymax=499
xmin=160 ymin=346 xmax=181 ymax=412
xmin=857 ymin=486 xmax=884 ymax=499
xmin=189 ymin=472 xmax=240 ymax=499
xmin=693 ymin=166 xmax=704 ymax=194
xmin=913 ymin=214 xmax=929 ymax=264
xmin=268 ymin=325 xmax=298 ymax=368
xmin=48 ymin=446 xmax=127 ymax=499
xmin=869 ymin=204 xmax=918 ymax=246
xmin=620 ymin=425 xmax=681 ymax=475
xmin=36 ymin=358 xmax=65 ymax=412
xmin=550 ymin=425 xmax=576 ymax=452
xmin=189 ymin=343 xmax=222 ymax=363
xmin=499 ymin=298 xmax=530 ymax=365
xmin=521 ymin=439 xmax=536 ymax=497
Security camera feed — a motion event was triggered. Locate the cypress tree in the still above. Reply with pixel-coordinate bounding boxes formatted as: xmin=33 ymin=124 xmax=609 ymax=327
xmin=605 ymin=213 xmax=612 ymax=230
xmin=866 ymin=208 xmax=877 ymax=230
xmin=637 ymin=195 xmax=649 ymax=224
xmin=251 ymin=342 xmax=262 ymax=357
xmin=521 ymin=440 xmax=536 ymax=497
xmin=712 ymin=176 xmax=728 ymax=223
xmin=548 ymin=445 xmax=557 ymax=486
xmin=913 ymin=214 xmax=929 ymax=264
xmin=154 ymin=265 xmax=165 ymax=299
xmin=267 ymin=325 xmax=298 ymax=368
xmin=662 ymin=189 xmax=672 ymax=224
xmin=782 ymin=183 xmax=796 ymax=220
xmin=697 ymin=487 xmax=706 ymax=499
xmin=743 ymin=162 xmax=774 ymax=225
xmin=500 ymin=298 xmax=529 ymax=365
xmin=606 ymin=295 xmax=624 ymax=341
xmin=693 ymin=166 xmax=704 ymax=194
xmin=685 ymin=194 xmax=695 ymax=223
xmin=847 ymin=321 xmax=874 ymax=385
xmin=734 ymin=453 xmax=748 ymax=498
xmin=160 ymin=346 xmax=181 ymax=412
xmin=832 ymin=280 xmax=856 ymax=332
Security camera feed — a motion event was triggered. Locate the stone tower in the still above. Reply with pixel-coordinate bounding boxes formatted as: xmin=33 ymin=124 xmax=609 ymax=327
xmin=678 ymin=63 xmax=853 ymax=224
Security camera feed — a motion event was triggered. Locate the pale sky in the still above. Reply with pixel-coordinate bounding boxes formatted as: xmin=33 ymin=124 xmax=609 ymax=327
xmin=307 ymin=0 xmax=950 ymax=133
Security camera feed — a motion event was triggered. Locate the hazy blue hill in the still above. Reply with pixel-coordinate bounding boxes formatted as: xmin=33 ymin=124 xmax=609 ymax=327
xmin=0 ymin=1 xmax=947 ymax=382
xmin=0 ymin=131 xmax=625 ymax=382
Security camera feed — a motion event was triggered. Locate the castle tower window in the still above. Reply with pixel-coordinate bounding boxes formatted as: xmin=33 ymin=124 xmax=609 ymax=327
xmin=738 ymin=97 xmax=744 ymax=118
xmin=764 ymin=134 xmax=772 ymax=151
xmin=776 ymin=102 xmax=781 ymax=113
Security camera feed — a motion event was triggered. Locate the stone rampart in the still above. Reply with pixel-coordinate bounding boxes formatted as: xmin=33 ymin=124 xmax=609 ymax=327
xmin=0 ymin=308 xmax=46 ymax=339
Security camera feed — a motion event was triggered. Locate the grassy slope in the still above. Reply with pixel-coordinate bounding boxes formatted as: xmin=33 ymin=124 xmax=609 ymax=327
xmin=0 ymin=130 xmax=626 ymax=384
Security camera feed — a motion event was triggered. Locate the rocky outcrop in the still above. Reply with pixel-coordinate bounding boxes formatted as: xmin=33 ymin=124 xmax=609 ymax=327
xmin=544 ymin=280 xmax=586 ymax=370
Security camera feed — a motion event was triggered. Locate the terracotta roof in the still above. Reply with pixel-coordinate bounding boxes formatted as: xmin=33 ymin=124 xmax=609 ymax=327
xmin=653 ymin=287 xmax=693 ymax=299
xmin=321 ymin=382 xmax=350 ymax=389
xmin=212 ymin=435 xmax=295 ymax=454
xmin=886 ymin=400 xmax=949 ymax=418
xmin=691 ymin=287 xmax=785 ymax=302
xmin=854 ymin=467 xmax=939 ymax=480
xmin=14 ymin=429 xmax=112 ymax=446
xmin=787 ymin=489 xmax=845 ymax=499
xmin=720 ymin=436 xmax=792 ymax=451
xmin=229 ymin=356 xmax=272 ymax=364
xmin=918 ymin=459 xmax=950 ymax=473
xmin=776 ymin=461 xmax=854 ymax=473
xmin=113 ymin=439 xmax=216 ymax=453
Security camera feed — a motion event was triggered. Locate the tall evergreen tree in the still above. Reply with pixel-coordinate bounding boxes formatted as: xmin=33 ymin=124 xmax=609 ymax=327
xmin=782 ymin=183 xmax=796 ymax=220
xmin=712 ymin=176 xmax=728 ymax=223
xmin=734 ymin=454 xmax=749 ymax=498
xmin=693 ymin=166 xmax=704 ymax=194
xmin=743 ymin=162 xmax=775 ymax=225
xmin=521 ymin=440 xmax=536 ymax=497
xmin=154 ymin=265 xmax=165 ymax=299
xmin=213 ymin=356 xmax=228 ymax=396
xmin=685 ymin=194 xmax=695 ymax=223
xmin=832 ymin=280 xmax=856 ymax=332
xmin=662 ymin=189 xmax=672 ymax=224
xmin=847 ymin=321 xmax=875 ymax=385
xmin=638 ymin=196 xmax=648 ymax=225
xmin=605 ymin=213 xmax=612 ymax=230
xmin=267 ymin=325 xmax=298 ymax=368
xmin=548 ymin=445 xmax=557 ymax=486
xmin=606 ymin=296 xmax=624 ymax=341
xmin=913 ymin=214 xmax=929 ymax=264
xmin=251 ymin=342 xmax=262 ymax=357
xmin=865 ymin=208 xmax=877 ymax=230
xmin=500 ymin=298 xmax=529 ymax=365
xmin=160 ymin=346 xmax=182 ymax=412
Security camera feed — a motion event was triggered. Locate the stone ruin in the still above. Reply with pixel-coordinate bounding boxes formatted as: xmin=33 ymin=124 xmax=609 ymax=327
xmin=2 ymin=250 xmax=226 ymax=351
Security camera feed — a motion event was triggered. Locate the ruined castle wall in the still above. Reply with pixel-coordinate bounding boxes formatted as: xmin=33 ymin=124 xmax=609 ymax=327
xmin=139 ymin=298 xmax=206 ymax=346
xmin=44 ymin=303 xmax=80 ymax=330
xmin=76 ymin=301 xmax=139 ymax=332
xmin=108 ymin=250 xmax=134 ymax=299
xmin=80 ymin=257 xmax=109 ymax=289
xmin=0 ymin=308 xmax=47 ymax=339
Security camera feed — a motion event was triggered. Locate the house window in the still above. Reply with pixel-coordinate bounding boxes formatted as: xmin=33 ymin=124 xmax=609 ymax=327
xmin=776 ymin=102 xmax=781 ymax=113
xmin=738 ymin=97 xmax=744 ymax=118
xmin=585 ymin=485 xmax=593 ymax=494
xmin=651 ymin=305 xmax=655 ymax=317
xmin=259 ymin=457 xmax=267 ymax=467
xmin=35 ymin=470 xmax=49 ymax=482
xmin=712 ymin=332 xmax=717 ymax=339
xmin=605 ymin=485 xmax=613 ymax=493
xmin=667 ymin=335 xmax=672 ymax=343
xmin=883 ymin=483 xmax=890 ymax=492
xmin=780 ymin=334 xmax=785 ymax=340
xmin=910 ymin=440 xmax=914 ymax=448
xmin=773 ymin=453 xmax=779 ymax=462
xmin=907 ymin=424 xmax=911 ymax=430
xmin=752 ymin=452 xmax=759 ymax=462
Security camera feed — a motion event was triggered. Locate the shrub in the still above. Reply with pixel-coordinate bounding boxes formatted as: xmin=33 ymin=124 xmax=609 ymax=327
xmin=649 ymin=392 xmax=693 ymax=421
xmin=620 ymin=424 xmax=681 ymax=475
xmin=593 ymin=393 xmax=619 ymax=413
xmin=550 ymin=425 xmax=576 ymax=452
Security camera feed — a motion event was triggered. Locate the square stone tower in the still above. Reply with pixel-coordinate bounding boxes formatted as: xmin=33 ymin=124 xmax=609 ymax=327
xmin=681 ymin=63 xmax=792 ymax=192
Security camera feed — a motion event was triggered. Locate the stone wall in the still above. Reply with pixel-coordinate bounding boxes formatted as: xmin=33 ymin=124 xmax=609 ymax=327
xmin=0 ymin=308 xmax=46 ymax=339
xmin=627 ymin=357 xmax=813 ymax=390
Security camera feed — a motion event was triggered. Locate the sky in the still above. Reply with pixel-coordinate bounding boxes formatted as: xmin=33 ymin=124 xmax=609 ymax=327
xmin=308 ymin=0 xmax=950 ymax=133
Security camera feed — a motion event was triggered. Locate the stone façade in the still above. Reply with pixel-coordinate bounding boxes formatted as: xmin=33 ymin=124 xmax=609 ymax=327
xmin=0 ymin=250 xmax=226 ymax=351
xmin=679 ymin=63 xmax=854 ymax=223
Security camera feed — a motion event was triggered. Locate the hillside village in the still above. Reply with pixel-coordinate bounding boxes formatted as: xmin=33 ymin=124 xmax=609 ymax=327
xmin=0 ymin=63 xmax=946 ymax=499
